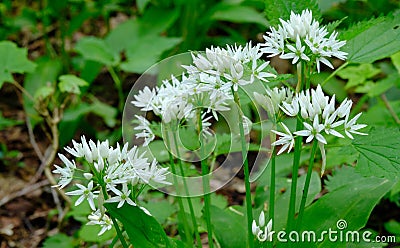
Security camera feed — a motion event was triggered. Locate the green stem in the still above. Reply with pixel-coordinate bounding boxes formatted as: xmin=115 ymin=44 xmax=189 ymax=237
xmin=165 ymin=132 xmax=194 ymax=246
xmin=233 ymin=90 xmax=254 ymax=248
xmin=172 ymin=130 xmax=203 ymax=248
xmin=286 ymin=118 xmax=303 ymax=232
xmin=296 ymin=139 xmax=318 ymax=230
xmin=107 ymin=66 xmax=124 ymax=111
xmin=321 ymin=61 xmax=349 ymax=87
xmin=197 ymin=110 xmax=214 ymax=248
xmin=100 ymin=185 xmax=129 ymax=248
xmin=110 ymin=216 xmax=129 ymax=248
xmin=269 ymin=146 xmax=276 ymax=229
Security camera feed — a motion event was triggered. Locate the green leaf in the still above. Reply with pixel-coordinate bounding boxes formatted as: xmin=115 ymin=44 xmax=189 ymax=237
xmin=78 ymin=224 xmax=115 ymax=242
xmin=344 ymin=14 xmax=400 ymax=63
xmin=34 ymin=84 xmax=54 ymax=100
xmin=352 ymin=127 xmax=400 ymax=180
xmin=211 ymin=4 xmax=269 ymax=26
xmin=210 ymin=205 xmax=247 ymax=248
xmin=0 ymin=41 xmax=36 ymax=87
xmin=264 ymin=0 xmax=321 ymax=27
xmin=301 ymin=171 xmax=395 ymax=247
xmin=325 ymin=166 xmax=361 ymax=192
xmin=75 ymin=36 xmax=119 ymax=66
xmin=385 ymin=220 xmax=400 ymax=235
xmin=58 ymin=74 xmax=88 ymax=94
xmin=391 ymin=51 xmax=400 ymax=74
xmin=89 ymin=98 xmax=118 ymax=128
xmin=137 ymin=0 xmax=151 ymax=13
xmin=141 ymin=200 xmax=176 ymax=224
xmin=120 ymin=36 xmax=181 ymax=73
xmin=42 ymin=233 xmax=74 ymax=248
xmin=340 ymin=16 xmax=386 ymax=41
xmin=105 ymin=203 xmax=171 ymax=248
xmin=336 ymin=64 xmax=380 ymax=89
xmin=366 ymin=73 xmax=399 ymax=97
xmin=23 ymin=57 xmax=62 ymax=126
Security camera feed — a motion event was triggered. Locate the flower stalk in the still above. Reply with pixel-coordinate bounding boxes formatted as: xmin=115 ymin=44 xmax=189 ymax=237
xmin=297 ymin=139 xmax=319 ymax=230
xmin=233 ymin=89 xmax=254 ymax=248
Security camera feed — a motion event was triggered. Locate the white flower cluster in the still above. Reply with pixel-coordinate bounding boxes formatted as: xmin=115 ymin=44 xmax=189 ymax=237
xmin=265 ymin=85 xmax=367 ymax=174
xmin=183 ymin=42 xmax=276 ymax=91
xmin=252 ymin=211 xmax=273 ymax=242
xmin=261 ymin=9 xmax=347 ymax=72
xmin=132 ymin=42 xmax=275 ymax=146
xmin=53 ymin=136 xmax=170 ymax=235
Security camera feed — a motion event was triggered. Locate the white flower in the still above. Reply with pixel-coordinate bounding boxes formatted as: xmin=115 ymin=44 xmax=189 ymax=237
xmin=344 ymin=113 xmax=368 ymax=139
xmin=271 ymin=123 xmax=295 ymax=155
xmin=252 ymin=211 xmax=273 ymax=242
xmin=250 ymin=59 xmax=276 ymax=83
xmin=262 ymin=9 xmax=347 ymax=71
xmin=131 ymin=86 xmax=157 ymax=112
xmin=134 ymin=115 xmax=155 ymax=146
xmin=335 ymin=98 xmax=352 ymax=118
xmin=323 ymin=112 xmax=344 ymax=138
xmin=66 ymin=181 xmax=97 ymax=210
xmin=280 ymin=97 xmax=300 ymax=117
xmin=294 ymin=115 xmax=327 ymax=144
xmin=280 ymin=36 xmax=310 ymax=64
xmin=143 ymin=159 xmax=171 ymax=185
xmin=87 ymin=210 xmax=113 ymax=236
xmin=105 ymin=183 xmax=136 ymax=208
xmin=52 ymin=165 xmax=74 ymax=189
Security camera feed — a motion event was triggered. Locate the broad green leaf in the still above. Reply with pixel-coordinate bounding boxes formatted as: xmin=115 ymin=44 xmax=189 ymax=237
xmin=340 ymin=16 xmax=386 ymax=41
xmin=137 ymin=0 xmax=151 ymax=13
xmin=78 ymin=224 xmax=115 ymax=242
xmin=58 ymin=74 xmax=88 ymax=94
xmin=75 ymin=36 xmax=119 ymax=66
xmin=141 ymin=200 xmax=176 ymax=224
xmin=105 ymin=202 xmax=171 ymax=248
xmin=42 ymin=233 xmax=74 ymax=248
xmin=120 ymin=36 xmax=181 ymax=74
xmin=138 ymin=7 xmax=180 ymax=35
xmin=391 ymin=51 xmax=400 ymax=74
xmin=325 ymin=166 xmax=361 ymax=192
xmin=336 ymin=64 xmax=380 ymax=89
xmin=89 ymin=97 xmax=118 ymax=128
xmin=211 ymin=4 xmax=268 ymax=26
xmin=264 ymin=0 xmax=321 ymax=27
xmin=385 ymin=220 xmax=400 ymax=235
xmin=345 ymin=14 xmax=400 ymax=63
xmin=0 ymin=41 xmax=36 ymax=87
xmin=105 ymin=9 xmax=179 ymax=54
xmin=210 ymin=205 xmax=247 ymax=248
xmin=105 ymin=19 xmax=139 ymax=53
xmin=300 ymin=173 xmax=395 ymax=247
xmin=352 ymin=127 xmax=400 ymax=180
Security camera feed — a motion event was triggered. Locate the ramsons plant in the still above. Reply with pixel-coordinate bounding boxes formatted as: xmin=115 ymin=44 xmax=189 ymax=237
xmin=50 ymin=2 xmax=400 ymax=248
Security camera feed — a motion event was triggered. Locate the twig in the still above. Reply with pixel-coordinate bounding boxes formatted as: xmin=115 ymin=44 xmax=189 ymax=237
xmin=381 ymin=94 xmax=400 ymax=125
xmin=0 ymin=179 xmax=49 ymax=207
xmin=26 ymin=115 xmax=44 ymax=162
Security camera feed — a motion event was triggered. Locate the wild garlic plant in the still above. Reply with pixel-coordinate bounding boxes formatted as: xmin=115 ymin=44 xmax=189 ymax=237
xmin=53 ymin=136 xmax=170 ymax=246
xmin=251 ymin=9 xmax=368 ymax=245
xmin=53 ymin=8 xmax=372 ymax=248
xmin=132 ymin=42 xmax=277 ymax=247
